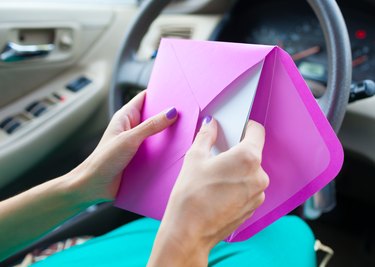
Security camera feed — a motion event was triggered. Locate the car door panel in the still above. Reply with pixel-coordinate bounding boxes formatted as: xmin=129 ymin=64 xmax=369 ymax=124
xmin=0 ymin=3 xmax=113 ymax=106
xmin=0 ymin=1 xmax=138 ymax=186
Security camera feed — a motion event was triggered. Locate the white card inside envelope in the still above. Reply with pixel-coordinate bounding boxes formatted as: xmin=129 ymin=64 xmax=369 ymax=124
xmin=201 ymin=60 xmax=264 ymax=155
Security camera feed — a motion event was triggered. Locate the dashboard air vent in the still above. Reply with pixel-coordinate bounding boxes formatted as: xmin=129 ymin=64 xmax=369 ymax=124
xmin=154 ymin=26 xmax=193 ymax=50
xmin=160 ymin=26 xmax=193 ymax=39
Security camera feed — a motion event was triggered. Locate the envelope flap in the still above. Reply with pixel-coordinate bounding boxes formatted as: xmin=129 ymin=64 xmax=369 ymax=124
xmin=166 ymin=38 xmax=275 ymax=109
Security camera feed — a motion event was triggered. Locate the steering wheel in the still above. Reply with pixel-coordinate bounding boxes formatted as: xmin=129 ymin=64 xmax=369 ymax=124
xmin=109 ymin=0 xmax=352 ymax=216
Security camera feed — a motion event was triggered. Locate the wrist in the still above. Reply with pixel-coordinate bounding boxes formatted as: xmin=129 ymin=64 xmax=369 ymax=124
xmin=148 ymin=218 xmax=211 ymax=267
xmin=60 ymin=166 xmax=101 ymax=209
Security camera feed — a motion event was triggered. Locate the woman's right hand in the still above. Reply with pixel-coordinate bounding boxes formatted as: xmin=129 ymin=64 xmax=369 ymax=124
xmin=148 ymin=117 xmax=269 ymax=267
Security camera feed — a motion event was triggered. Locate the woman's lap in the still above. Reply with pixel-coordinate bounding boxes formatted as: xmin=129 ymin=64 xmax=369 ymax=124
xmin=32 ymin=215 xmax=316 ymax=267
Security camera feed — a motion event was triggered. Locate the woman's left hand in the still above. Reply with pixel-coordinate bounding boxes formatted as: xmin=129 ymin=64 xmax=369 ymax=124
xmin=69 ymin=91 xmax=178 ymax=205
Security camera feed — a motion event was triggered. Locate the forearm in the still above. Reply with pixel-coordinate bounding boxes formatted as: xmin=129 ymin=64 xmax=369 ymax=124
xmin=0 ymin=172 xmax=93 ymax=260
xmin=147 ymin=221 xmax=211 ymax=267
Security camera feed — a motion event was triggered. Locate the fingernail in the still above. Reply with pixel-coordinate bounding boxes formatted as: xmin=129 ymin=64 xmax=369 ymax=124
xmin=202 ymin=116 xmax=212 ymax=125
xmin=166 ymin=107 xmax=177 ymax=120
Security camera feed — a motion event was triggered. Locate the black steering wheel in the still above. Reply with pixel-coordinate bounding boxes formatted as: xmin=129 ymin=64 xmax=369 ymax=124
xmin=109 ymin=0 xmax=352 ymax=215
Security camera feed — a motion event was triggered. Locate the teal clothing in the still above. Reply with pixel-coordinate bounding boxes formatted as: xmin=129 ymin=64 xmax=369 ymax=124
xmin=32 ymin=216 xmax=316 ymax=266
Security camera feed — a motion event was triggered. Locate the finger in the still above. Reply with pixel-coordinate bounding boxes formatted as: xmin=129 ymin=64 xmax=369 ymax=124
xmin=215 ymin=120 xmax=265 ymax=169
xmin=239 ymin=120 xmax=265 ymax=159
xmin=190 ymin=116 xmax=218 ymax=155
xmin=128 ymin=106 xmax=178 ymax=143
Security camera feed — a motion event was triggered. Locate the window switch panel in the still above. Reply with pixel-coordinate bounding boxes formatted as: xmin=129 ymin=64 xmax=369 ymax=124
xmin=66 ymin=76 xmax=92 ymax=92
xmin=32 ymin=106 xmax=47 ymax=117
xmin=0 ymin=117 xmax=21 ymax=134
xmin=6 ymin=121 xmax=21 ymax=134
xmin=25 ymin=101 xmax=40 ymax=113
xmin=0 ymin=117 xmax=13 ymax=129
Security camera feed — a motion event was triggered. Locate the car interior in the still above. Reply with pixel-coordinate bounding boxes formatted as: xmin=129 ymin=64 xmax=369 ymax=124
xmin=0 ymin=0 xmax=374 ymax=266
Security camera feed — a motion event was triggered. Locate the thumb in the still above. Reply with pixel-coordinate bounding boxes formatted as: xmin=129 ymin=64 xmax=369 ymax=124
xmin=239 ymin=120 xmax=265 ymax=160
xmin=128 ymin=107 xmax=178 ymax=143
xmin=191 ymin=116 xmax=218 ymax=154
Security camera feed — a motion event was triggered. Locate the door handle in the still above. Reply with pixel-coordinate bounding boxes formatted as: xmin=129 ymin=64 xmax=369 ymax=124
xmin=0 ymin=42 xmax=54 ymax=62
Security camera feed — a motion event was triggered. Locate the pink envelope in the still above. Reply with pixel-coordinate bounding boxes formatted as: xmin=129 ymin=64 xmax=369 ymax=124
xmin=115 ymin=39 xmax=343 ymax=242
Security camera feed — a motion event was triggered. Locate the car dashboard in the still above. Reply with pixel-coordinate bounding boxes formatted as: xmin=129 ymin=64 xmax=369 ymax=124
xmin=215 ymin=0 xmax=374 ymax=95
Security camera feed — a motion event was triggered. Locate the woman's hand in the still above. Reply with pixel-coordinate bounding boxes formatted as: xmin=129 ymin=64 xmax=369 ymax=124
xmin=148 ymin=118 xmax=269 ymax=267
xmin=69 ymin=91 xmax=178 ymax=205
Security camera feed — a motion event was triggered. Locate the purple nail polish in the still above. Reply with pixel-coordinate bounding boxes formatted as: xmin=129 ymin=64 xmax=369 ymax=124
xmin=166 ymin=107 xmax=177 ymax=119
xmin=202 ymin=116 xmax=212 ymax=125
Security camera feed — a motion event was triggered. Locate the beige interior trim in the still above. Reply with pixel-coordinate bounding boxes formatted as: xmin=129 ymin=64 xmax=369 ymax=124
xmin=138 ymin=14 xmax=221 ymax=60
xmin=0 ymin=3 xmax=138 ymax=186
xmin=0 ymin=2 xmax=115 ymax=106
xmin=339 ymin=97 xmax=375 ymax=163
